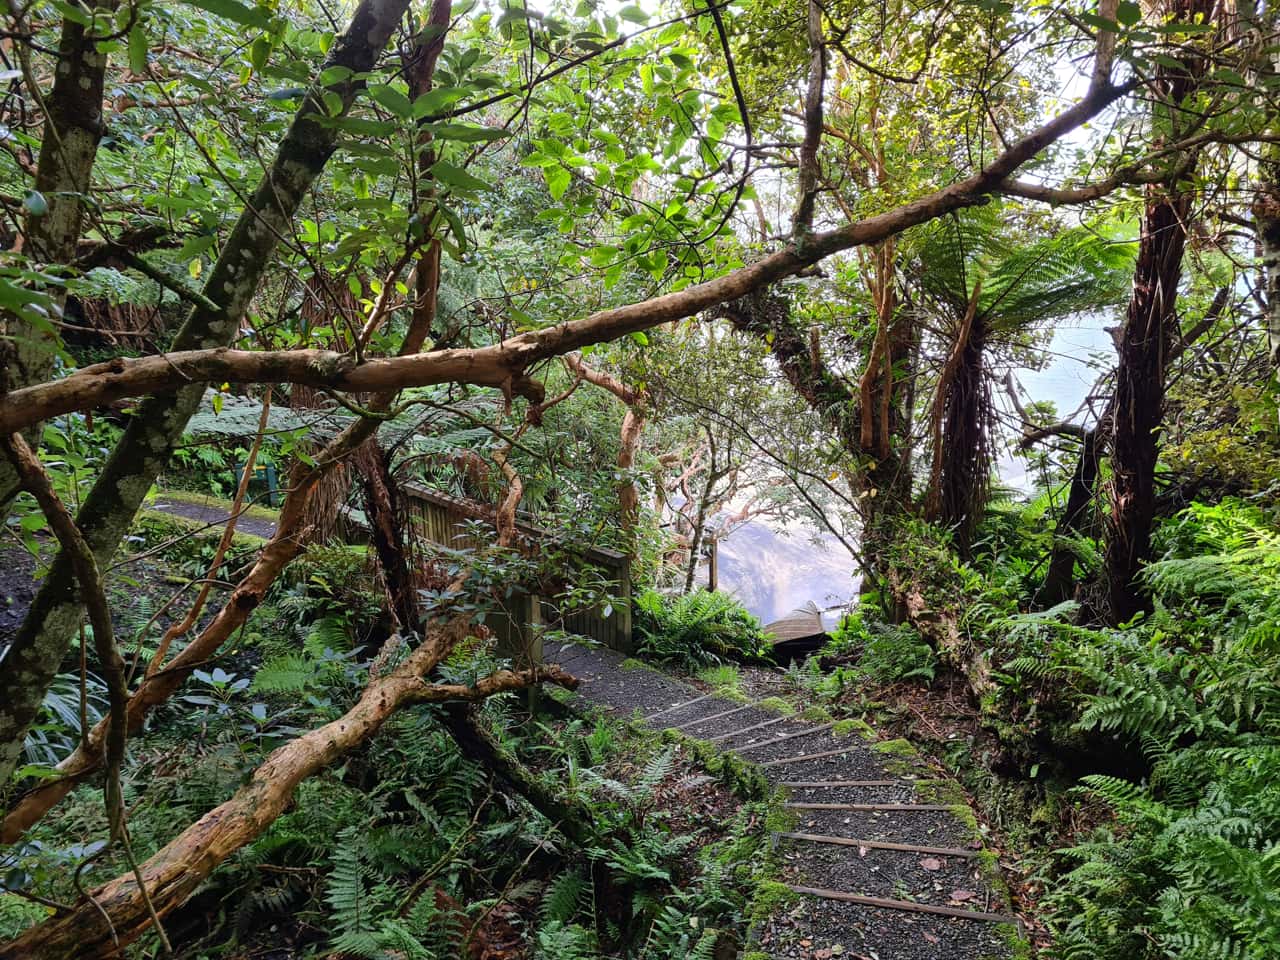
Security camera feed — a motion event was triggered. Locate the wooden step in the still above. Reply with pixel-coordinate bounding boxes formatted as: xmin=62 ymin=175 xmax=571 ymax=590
xmin=675 ymin=703 xmax=753 ymax=730
xmin=757 ymin=744 xmax=868 ymax=768
xmin=732 ymin=721 xmax=836 ymax=754
xmin=786 ymin=802 xmax=954 ymax=812
xmin=777 ymin=832 xmax=978 ymax=858
xmin=641 ymin=693 xmax=715 ymax=722
xmin=787 ymin=885 xmax=1017 ymax=924
xmin=704 ymin=715 xmax=788 ymax=744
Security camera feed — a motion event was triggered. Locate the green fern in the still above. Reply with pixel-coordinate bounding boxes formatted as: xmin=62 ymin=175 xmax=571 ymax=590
xmin=540 ymin=869 xmax=589 ymax=924
xmin=251 ymin=654 xmax=318 ymax=694
xmin=634 ymin=588 xmax=768 ymax=666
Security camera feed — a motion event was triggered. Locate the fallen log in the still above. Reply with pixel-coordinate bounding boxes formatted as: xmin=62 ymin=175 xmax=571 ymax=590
xmin=0 ymin=620 xmax=576 ymax=960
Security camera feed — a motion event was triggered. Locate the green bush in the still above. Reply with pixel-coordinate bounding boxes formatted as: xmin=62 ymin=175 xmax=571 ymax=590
xmin=825 ymin=608 xmax=936 ymax=685
xmin=998 ymin=500 xmax=1280 ymax=960
xmin=633 ymin=589 xmax=770 ymax=667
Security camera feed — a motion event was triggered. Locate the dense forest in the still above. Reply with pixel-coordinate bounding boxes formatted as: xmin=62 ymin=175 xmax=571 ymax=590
xmin=0 ymin=0 xmax=1277 ymax=956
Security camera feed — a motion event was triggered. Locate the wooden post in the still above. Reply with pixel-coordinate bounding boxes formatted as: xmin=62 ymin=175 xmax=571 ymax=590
xmin=708 ymin=536 xmax=718 ymax=592
xmin=617 ymin=558 xmax=633 ymax=654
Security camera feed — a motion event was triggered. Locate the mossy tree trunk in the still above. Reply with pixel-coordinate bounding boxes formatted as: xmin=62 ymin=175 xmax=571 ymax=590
xmin=0 ymin=0 xmax=120 ymax=511
xmin=0 ymin=0 xmax=416 ymax=787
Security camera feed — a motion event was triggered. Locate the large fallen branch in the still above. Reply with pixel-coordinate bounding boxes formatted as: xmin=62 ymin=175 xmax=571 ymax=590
xmin=0 ymin=74 xmax=1133 ymax=438
xmin=0 ymin=619 xmax=577 ymax=960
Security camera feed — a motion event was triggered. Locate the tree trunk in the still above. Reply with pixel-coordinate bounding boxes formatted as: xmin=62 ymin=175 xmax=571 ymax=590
xmin=1256 ymin=151 xmax=1280 ymax=418
xmin=0 ymin=0 xmax=416 ymax=786
xmin=561 ymin=354 xmax=649 ymax=553
xmin=0 ymin=0 xmax=119 ymax=511
xmin=356 ymin=440 xmax=421 ymax=631
xmin=1105 ymin=193 xmax=1190 ymax=623
xmin=682 ymin=481 xmax=714 ymax=595
xmin=936 ymin=313 xmax=990 ymax=557
xmin=1103 ymin=0 xmax=1209 ymax=624
xmin=1037 ymin=429 xmax=1102 ymax=609
xmin=886 ymin=566 xmax=992 ymax=700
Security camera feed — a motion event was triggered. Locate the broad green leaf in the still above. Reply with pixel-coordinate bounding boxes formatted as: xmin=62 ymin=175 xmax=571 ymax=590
xmin=368 ymin=84 xmax=413 ymax=118
xmin=412 ymin=86 xmax=470 ymax=119
xmin=441 ymin=204 xmax=468 ymax=254
xmin=181 ymin=0 xmax=271 ymax=30
xmin=544 ymin=165 xmax=571 ymax=200
xmin=429 ymin=122 xmax=506 ymax=142
xmin=318 ymin=65 xmax=354 ymax=86
xmin=618 ymin=5 xmax=648 ymax=24
xmin=128 ymin=24 xmax=148 ymax=74
xmin=429 ymin=160 xmax=492 ymax=193
xmin=249 ymin=34 xmax=271 ymax=72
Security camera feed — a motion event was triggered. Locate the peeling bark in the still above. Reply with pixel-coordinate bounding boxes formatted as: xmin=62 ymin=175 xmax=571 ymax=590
xmin=0 ymin=623 xmax=576 ymax=960
xmin=562 ymin=354 xmax=650 ymax=546
xmin=0 ymin=415 xmax=380 ymax=842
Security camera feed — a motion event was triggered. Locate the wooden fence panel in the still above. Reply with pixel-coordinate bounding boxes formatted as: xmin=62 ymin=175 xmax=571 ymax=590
xmin=399 ymin=483 xmax=632 ymax=658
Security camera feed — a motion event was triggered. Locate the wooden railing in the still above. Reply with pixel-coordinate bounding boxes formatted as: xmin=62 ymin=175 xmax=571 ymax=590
xmin=399 ymin=483 xmax=633 ymax=659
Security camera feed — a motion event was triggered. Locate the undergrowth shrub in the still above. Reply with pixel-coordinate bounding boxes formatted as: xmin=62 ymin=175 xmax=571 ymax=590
xmin=633 ymin=588 xmax=770 ymax=667
xmin=996 ymin=500 xmax=1280 ymax=959
xmin=826 ymin=608 xmax=936 ymax=685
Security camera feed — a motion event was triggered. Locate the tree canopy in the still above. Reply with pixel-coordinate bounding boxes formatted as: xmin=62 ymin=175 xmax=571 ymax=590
xmin=1 ymin=0 xmax=1279 ymax=955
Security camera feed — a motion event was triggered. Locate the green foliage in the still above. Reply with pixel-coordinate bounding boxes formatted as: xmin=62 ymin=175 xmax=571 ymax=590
xmin=24 ymin=672 xmax=107 ymax=768
xmin=986 ymin=500 xmax=1280 ymax=959
xmin=1048 ymin=746 xmax=1280 ymax=960
xmin=634 ymin=588 xmax=770 ymax=667
xmin=826 ymin=608 xmax=937 ymax=685
xmin=0 ymin=895 xmax=47 ymax=941
xmin=128 ymin=512 xmax=262 ymax=581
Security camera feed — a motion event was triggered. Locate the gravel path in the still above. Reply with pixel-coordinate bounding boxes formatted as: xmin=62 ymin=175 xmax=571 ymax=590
xmin=551 ymin=641 xmax=1024 ymax=959
xmin=149 ymin=496 xmax=278 ymax=540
